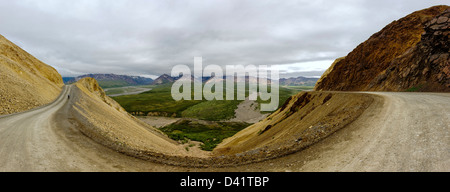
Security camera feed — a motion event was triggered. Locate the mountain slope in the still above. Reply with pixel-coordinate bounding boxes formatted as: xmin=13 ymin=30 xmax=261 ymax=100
xmin=0 ymin=34 xmax=63 ymax=115
xmin=373 ymin=9 xmax=450 ymax=92
xmin=315 ymin=5 xmax=449 ymax=92
xmin=70 ymin=78 xmax=182 ymax=153
xmin=152 ymin=74 xmax=176 ymax=85
xmin=68 ymin=78 xmax=212 ymax=165
xmin=279 ymin=76 xmax=319 ymax=86
xmin=213 ymin=91 xmax=374 ymax=162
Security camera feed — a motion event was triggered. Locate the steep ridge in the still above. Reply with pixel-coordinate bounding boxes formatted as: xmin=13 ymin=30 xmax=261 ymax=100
xmin=0 ymin=34 xmax=63 ymax=115
xmin=213 ymin=91 xmax=375 ymax=163
xmin=315 ymin=5 xmax=449 ymax=92
xmin=315 ymin=57 xmax=345 ymax=87
xmin=372 ymin=9 xmax=450 ymax=91
xmin=67 ymin=77 xmax=212 ymax=166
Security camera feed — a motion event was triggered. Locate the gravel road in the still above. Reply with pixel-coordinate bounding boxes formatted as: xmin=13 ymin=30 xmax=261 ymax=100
xmin=233 ymin=92 xmax=450 ymax=172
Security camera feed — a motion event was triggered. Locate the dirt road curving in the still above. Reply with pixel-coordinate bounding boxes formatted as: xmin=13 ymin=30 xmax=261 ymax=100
xmin=0 ymin=86 xmax=72 ymax=171
xmin=0 ymin=86 xmax=448 ymax=171
xmin=0 ymin=86 xmax=158 ymax=171
xmin=231 ymin=92 xmax=449 ymax=172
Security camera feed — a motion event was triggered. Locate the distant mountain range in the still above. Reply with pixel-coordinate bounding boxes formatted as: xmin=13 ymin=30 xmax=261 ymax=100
xmin=64 ymin=73 xmax=319 ymax=88
xmin=65 ymin=74 xmax=153 ymax=88
xmin=279 ymin=76 xmax=319 ymax=86
xmin=152 ymin=74 xmax=319 ymax=86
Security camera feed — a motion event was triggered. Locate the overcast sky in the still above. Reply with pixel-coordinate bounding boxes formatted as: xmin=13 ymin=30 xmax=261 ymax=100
xmin=0 ymin=0 xmax=448 ymax=78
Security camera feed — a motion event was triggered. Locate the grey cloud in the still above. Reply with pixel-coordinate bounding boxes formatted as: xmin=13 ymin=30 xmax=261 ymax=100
xmin=0 ymin=0 xmax=448 ymax=78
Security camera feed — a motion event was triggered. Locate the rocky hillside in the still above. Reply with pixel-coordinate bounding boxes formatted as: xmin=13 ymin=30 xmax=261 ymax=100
xmin=0 ymin=34 xmax=63 ymax=115
xmin=315 ymin=5 xmax=449 ymax=92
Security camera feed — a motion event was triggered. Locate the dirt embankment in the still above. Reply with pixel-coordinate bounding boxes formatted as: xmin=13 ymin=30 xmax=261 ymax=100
xmin=213 ymin=91 xmax=374 ymax=165
xmin=67 ymin=78 xmax=216 ymax=166
xmin=315 ymin=5 xmax=449 ymax=92
xmin=0 ymin=34 xmax=63 ymax=115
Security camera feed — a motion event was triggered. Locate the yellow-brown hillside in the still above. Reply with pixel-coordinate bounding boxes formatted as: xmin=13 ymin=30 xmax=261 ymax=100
xmin=0 ymin=34 xmax=63 ymax=115
xmin=213 ymin=91 xmax=374 ymax=162
xmin=68 ymin=78 xmax=210 ymax=165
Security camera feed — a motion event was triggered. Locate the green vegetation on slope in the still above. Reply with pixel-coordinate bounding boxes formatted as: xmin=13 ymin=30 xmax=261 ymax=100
xmin=160 ymin=119 xmax=251 ymax=151
xmin=112 ymin=84 xmax=202 ymax=117
xmin=112 ymin=83 xmax=314 ymax=120
xmin=112 ymin=84 xmax=313 ymax=151
xmin=405 ymin=84 xmax=424 ymax=92
xmin=181 ymin=99 xmax=242 ymax=121
xmin=97 ymin=80 xmax=132 ymax=88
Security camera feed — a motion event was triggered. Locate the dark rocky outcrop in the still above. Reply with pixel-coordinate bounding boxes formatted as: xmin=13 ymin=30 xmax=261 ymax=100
xmin=315 ymin=5 xmax=449 ymax=92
